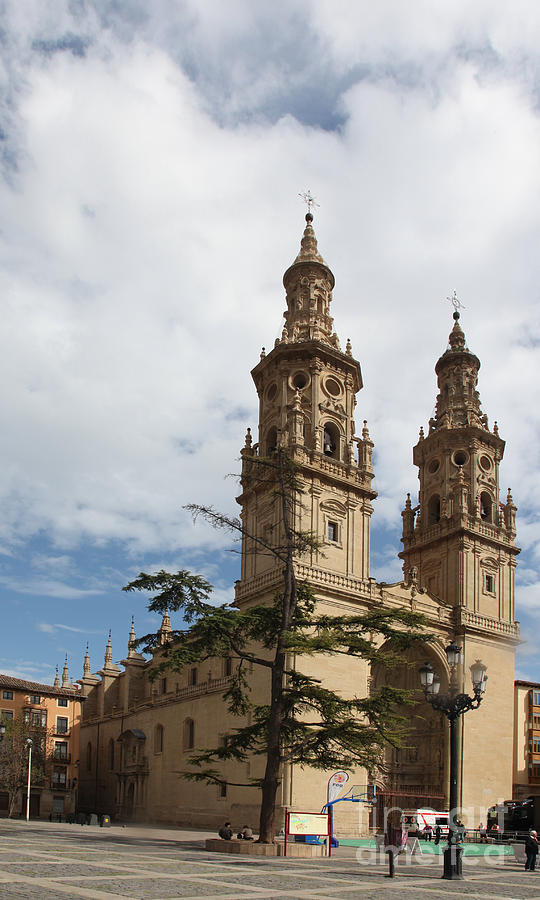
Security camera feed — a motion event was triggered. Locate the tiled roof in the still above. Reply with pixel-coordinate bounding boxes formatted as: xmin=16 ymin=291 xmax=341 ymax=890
xmin=0 ymin=673 xmax=82 ymax=699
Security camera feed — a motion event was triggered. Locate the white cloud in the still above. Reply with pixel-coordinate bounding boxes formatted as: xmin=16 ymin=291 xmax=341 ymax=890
xmin=0 ymin=1 xmax=539 ymax=676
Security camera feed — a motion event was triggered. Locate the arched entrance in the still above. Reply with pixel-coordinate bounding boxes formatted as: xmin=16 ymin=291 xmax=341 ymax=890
xmin=371 ymin=644 xmax=448 ymax=821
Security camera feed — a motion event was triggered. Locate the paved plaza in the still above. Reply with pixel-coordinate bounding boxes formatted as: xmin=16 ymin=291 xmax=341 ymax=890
xmin=0 ymin=818 xmax=538 ymax=900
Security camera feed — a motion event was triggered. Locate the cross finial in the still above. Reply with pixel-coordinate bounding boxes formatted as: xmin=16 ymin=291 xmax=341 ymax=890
xmin=446 ymin=290 xmax=466 ymax=313
xmin=298 ymin=190 xmax=319 ymax=215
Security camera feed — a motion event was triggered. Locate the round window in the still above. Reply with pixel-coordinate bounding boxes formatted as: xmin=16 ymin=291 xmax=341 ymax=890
xmin=291 ymin=371 xmax=309 ymax=390
xmin=428 ymin=458 xmax=440 ymax=474
xmin=479 ymin=455 xmax=492 ymax=472
xmin=453 ymin=450 xmax=468 ymax=467
xmin=324 ymin=377 xmax=342 ymax=398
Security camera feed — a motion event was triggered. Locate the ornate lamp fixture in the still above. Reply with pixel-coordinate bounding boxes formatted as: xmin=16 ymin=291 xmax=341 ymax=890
xmin=419 ymin=643 xmax=487 ymax=880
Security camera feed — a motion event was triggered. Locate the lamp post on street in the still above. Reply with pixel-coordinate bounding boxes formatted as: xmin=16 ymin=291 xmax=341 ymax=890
xmin=419 ymin=643 xmax=487 ymax=880
xmin=25 ymin=738 xmax=33 ymax=822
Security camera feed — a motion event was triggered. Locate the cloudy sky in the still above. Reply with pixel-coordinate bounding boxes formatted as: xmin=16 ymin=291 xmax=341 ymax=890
xmin=1 ymin=0 xmax=539 ymax=686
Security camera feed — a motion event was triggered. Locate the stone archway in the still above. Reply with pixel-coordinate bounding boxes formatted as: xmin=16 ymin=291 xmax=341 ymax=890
xmin=371 ymin=644 xmax=448 ymax=806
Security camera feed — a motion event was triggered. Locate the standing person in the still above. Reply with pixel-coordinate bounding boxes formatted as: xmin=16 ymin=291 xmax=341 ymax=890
xmin=478 ymin=822 xmax=487 ymax=843
xmin=218 ymin=822 xmax=233 ymax=840
xmin=434 ymin=824 xmax=442 ymax=845
xmin=423 ymin=823 xmax=433 ymax=841
xmin=525 ymin=830 xmax=539 ymax=871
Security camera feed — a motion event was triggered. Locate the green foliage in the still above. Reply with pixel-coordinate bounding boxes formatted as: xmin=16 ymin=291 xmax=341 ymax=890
xmin=123 ymin=574 xmax=429 ymax=777
xmin=0 ymin=717 xmax=48 ymax=817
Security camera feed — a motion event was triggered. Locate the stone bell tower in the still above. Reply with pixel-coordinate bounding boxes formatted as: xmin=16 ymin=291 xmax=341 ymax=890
xmin=235 ymin=212 xmax=377 ymax=606
xmin=399 ymin=307 xmax=519 ymax=622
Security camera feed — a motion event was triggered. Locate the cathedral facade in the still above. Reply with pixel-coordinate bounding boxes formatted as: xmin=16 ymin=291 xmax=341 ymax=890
xmin=78 ymin=214 xmax=520 ymax=833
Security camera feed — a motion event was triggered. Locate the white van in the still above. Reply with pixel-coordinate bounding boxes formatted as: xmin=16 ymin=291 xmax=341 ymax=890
xmin=414 ymin=808 xmax=450 ymax=837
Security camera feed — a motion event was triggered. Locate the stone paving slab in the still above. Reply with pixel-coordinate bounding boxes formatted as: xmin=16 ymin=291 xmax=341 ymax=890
xmin=2 ymin=819 xmax=540 ymax=900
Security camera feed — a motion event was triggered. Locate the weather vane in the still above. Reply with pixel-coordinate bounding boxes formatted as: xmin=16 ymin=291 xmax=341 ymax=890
xmin=298 ymin=190 xmax=319 ymax=214
xmin=446 ymin=290 xmax=466 ymax=312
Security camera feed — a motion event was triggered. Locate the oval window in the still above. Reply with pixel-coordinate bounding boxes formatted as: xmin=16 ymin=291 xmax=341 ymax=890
xmin=428 ymin=458 xmax=440 ymax=474
xmin=325 ymin=377 xmax=342 ymax=397
xmin=479 ymin=455 xmax=492 ymax=471
xmin=453 ymin=450 xmax=468 ymax=467
xmin=266 ymin=383 xmax=277 ymax=402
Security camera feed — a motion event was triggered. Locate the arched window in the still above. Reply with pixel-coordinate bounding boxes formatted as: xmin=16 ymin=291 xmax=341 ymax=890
xmin=86 ymin=741 xmax=92 ymax=771
xmin=224 ymin=657 xmax=232 ymax=677
xmin=322 ymin=422 xmax=339 ymax=459
xmin=155 ymin=724 xmax=164 ymax=754
xmin=266 ymin=426 xmax=277 ymax=456
xmin=108 ymin=738 xmax=115 ymax=770
xmin=427 ymin=494 xmax=441 ymax=525
xmin=184 ymin=718 xmax=195 ymax=750
xmin=480 ymin=492 xmax=492 ymax=522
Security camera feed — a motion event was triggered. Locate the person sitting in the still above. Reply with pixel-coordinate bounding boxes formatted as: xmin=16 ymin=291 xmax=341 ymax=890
xmin=218 ymin=822 xmax=233 ymax=840
xmin=242 ymin=825 xmax=254 ymax=840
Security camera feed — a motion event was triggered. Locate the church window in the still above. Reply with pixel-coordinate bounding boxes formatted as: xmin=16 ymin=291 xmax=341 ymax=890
xmin=324 ymin=377 xmax=342 ymax=398
xmin=453 ymin=449 xmax=468 ymax=467
xmin=323 ymin=423 xmax=339 ymax=458
xmin=184 ymin=718 xmax=195 ymax=750
xmin=86 ymin=742 xmax=92 ymax=771
xmin=266 ymin=427 xmax=277 ymax=456
xmin=189 ymin=667 xmax=198 ymax=686
xmin=292 ymin=371 xmax=308 ymax=390
xmin=161 ymin=678 xmax=167 ymax=694
xmin=428 ymin=458 xmax=440 ymax=474
xmin=427 ymin=495 xmax=441 ymax=525
xmin=155 ymin=725 xmax=164 ymax=754
xmin=479 ymin=455 xmax=492 ymax=471
xmin=224 ymin=657 xmax=232 ymax=676
xmin=484 ymin=573 xmax=495 ymax=594
xmin=328 ymin=521 xmax=339 ymax=542
xmin=480 ymin=492 xmax=493 ymax=522
xmin=219 ymin=782 xmax=227 ymax=798
xmin=108 ymin=738 xmax=115 ymax=769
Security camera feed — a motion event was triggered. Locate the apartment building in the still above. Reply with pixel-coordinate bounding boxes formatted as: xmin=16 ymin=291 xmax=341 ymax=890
xmin=0 ymin=665 xmax=83 ymax=819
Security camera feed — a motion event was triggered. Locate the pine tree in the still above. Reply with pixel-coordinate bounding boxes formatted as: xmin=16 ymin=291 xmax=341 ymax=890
xmin=123 ymin=449 xmax=430 ymax=843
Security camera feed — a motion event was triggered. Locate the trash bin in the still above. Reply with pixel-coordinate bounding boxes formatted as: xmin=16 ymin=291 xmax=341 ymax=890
xmin=100 ymin=815 xmax=111 ymax=827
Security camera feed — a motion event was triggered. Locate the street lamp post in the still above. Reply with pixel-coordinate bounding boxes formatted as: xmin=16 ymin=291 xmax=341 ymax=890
xmin=419 ymin=643 xmax=487 ymax=880
xmin=25 ymin=738 xmax=33 ymax=822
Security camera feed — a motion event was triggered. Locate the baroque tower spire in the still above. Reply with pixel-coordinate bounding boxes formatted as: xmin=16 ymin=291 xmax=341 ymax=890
xmin=400 ymin=308 xmax=520 ymax=621
xmin=236 ymin=211 xmax=376 ymax=603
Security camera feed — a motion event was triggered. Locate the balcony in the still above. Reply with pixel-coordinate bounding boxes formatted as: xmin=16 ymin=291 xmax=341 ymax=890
xmin=54 ymin=728 xmax=70 ymax=737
